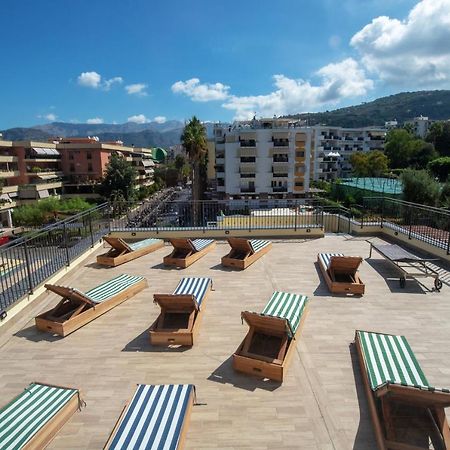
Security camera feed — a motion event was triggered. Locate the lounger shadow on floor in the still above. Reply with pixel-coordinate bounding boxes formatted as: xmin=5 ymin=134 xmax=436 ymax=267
xmin=15 ymin=325 xmax=62 ymax=342
xmin=151 ymin=263 xmax=180 ymax=270
xmin=207 ymin=356 xmax=282 ymax=392
xmin=84 ymin=262 xmax=110 ymax=269
xmin=208 ymin=263 xmax=234 ymax=272
xmin=349 ymin=343 xmax=378 ymax=450
xmin=365 ymin=259 xmax=428 ymax=294
xmin=122 ymin=328 xmax=190 ymax=352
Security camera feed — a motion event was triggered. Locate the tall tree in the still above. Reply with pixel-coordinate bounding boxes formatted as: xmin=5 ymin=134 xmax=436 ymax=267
xmin=426 ymin=121 xmax=450 ymax=157
xmin=401 ymin=169 xmax=440 ymax=206
xmin=99 ymin=153 xmax=137 ymax=201
xmin=350 ymin=151 xmax=388 ymax=177
xmin=181 ymin=116 xmax=207 ymax=203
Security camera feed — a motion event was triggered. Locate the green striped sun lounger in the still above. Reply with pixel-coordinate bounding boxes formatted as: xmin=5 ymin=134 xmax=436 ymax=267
xmin=98 ymin=236 xmax=164 ymax=267
xmin=261 ymin=291 xmax=308 ymax=338
xmin=104 ymin=384 xmax=195 ymax=450
xmin=234 ymin=291 xmax=309 ymax=382
xmin=0 ymin=382 xmax=81 ymax=450
xmin=355 ymin=330 xmax=450 ymax=449
xmin=222 ymin=237 xmax=272 ymax=269
xmin=36 ymin=274 xmax=147 ymax=337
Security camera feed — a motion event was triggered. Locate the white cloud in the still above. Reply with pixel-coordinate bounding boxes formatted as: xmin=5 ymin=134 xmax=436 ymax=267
xmin=127 ymin=114 xmax=150 ymax=124
xmin=222 ymin=58 xmax=373 ymax=120
xmin=125 ymin=83 xmax=148 ymax=96
xmin=77 ymin=71 xmax=101 ymax=88
xmin=77 ymin=71 xmax=123 ymax=90
xmin=350 ymin=0 xmax=450 ymax=86
xmin=153 ymin=116 xmax=167 ymax=124
xmin=171 ymin=78 xmax=230 ymax=101
xmin=37 ymin=113 xmax=57 ymax=121
xmin=86 ymin=117 xmax=104 ymax=124
xmin=104 ymin=76 xmax=123 ymax=90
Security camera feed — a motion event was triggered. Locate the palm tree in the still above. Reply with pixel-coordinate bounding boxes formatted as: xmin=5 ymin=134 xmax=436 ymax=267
xmin=181 ymin=117 xmax=207 ymax=224
xmin=181 ymin=117 xmax=207 ymax=200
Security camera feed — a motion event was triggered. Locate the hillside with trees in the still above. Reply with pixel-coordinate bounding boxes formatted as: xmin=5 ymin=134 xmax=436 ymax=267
xmin=286 ymin=90 xmax=450 ymax=127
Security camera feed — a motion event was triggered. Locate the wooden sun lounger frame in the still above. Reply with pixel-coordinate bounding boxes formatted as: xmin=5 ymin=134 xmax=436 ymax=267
xmin=233 ymin=305 xmax=308 ymax=382
xmin=318 ymin=254 xmax=365 ymax=295
xmin=163 ymin=238 xmax=216 ymax=268
xmin=221 ymin=238 xmax=272 ymax=270
xmin=35 ymin=278 xmax=148 ymax=337
xmin=368 ymin=241 xmax=443 ymax=291
xmin=355 ymin=332 xmax=450 ymax=450
xmin=149 ymin=288 xmax=211 ymax=346
xmin=96 ymin=236 xmax=164 ymax=267
xmin=103 ymin=386 xmax=194 ymax=450
xmin=1 ymin=381 xmax=81 ymax=450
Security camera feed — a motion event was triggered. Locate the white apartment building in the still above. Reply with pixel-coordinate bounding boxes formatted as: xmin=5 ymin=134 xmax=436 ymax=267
xmin=212 ymin=119 xmax=385 ymax=199
xmin=404 ymin=115 xmax=435 ymax=139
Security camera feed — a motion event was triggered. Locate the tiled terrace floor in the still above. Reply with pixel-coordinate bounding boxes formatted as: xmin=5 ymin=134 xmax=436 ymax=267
xmin=1 ymin=235 xmax=450 ymax=449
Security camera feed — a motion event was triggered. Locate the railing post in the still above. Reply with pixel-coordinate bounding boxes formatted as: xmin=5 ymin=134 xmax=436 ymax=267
xmin=408 ymin=210 xmax=413 ymax=240
xmin=348 ymin=210 xmax=351 ymax=234
xmin=88 ymin=212 xmax=94 ymax=248
xmin=202 ymin=202 xmax=205 ymax=233
xmin=294 ymin=200 xmax=298 ymax=232
xmin=63 ymin=222 xmax=70 ymax=266
xmin=380 ymin=196 xmax=384 ymax=228
xmin=447 ymin=227 xmax=450 ymax=255
xmin=22 ymin=240 xmax=34 ymax=295
xmin=337 ymin=208 xmax=341 ymax=233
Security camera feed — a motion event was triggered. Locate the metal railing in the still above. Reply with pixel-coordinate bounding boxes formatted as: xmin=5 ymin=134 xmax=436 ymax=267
xmin=0 ymin=203 xmax=110 ymax=311
xmin=2 ymin=194 xmax=449 ymax=314
xmin=110 ymin=199 xmax=325 ymax=232
xmin=361 ymin=197 xmax=450 ymax=254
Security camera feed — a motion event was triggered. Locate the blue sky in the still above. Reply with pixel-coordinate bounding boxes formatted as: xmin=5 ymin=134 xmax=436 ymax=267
xmin=1 ymin=0 xmax=449 ymax=128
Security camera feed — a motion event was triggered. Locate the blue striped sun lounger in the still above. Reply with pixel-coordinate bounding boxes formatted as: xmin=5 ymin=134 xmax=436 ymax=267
xmin=105 ymin=384 xmax=194 ymax=450
xmin=262 ymin=291 xmax=308 ymax=338
xmin=173 ymin=277 xmax=212 ymax=308
xmin=72 ymin=274 xmax=146 ymax=304
xmin=189 ymin=239 xmax=214 ymax=252
xmin=249 ymin=239 xmax=271 ymax=254
xmin=0 ymin=383 xmax=80 ymax=450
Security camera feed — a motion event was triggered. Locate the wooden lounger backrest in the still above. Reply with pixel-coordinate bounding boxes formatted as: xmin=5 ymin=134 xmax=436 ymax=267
xmin=329 ymin=256 xmax=362 ymax=274
xmin=153 ymin=294 xmax=198 ymax=311
xmin=374 ymin=383 xmax=450 ymax=408
xmin=241 ymin=311 xmax=289 ymax=337
xmin=103 ymin=236 xmax=132 ymax=253
xmin=44 ymin=284 xmax=95 ymax=306
xmin=227 ymin=238 xmax=253 ymax=254
xmin=169 ymin=238 xmax=196 ymax=252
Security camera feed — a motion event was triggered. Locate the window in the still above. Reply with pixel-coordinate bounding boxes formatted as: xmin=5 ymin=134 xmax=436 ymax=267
xmin=88 ymin=163 xmax=93 ymax=172
xmin=295 ymin=181 xmax=304 ymax=187
xmin=69 ymin=164 xmax=75 ymax=172
xmin=69 ymin=153 xmax=74 ymax=160
xmin=296 ymin=151 xmax=305 ymax=158
xmin=87 ymin=152 xmax=92 ymax=160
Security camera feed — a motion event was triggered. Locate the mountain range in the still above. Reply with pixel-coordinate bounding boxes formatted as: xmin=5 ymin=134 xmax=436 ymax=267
xmin=1 ymin=120 xmax=185 ymax=148
xmin=2 ymin=90 xmax=450 ymax=147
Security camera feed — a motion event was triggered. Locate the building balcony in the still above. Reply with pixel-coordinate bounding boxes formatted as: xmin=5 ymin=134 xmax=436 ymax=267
xmin=0 ymin=155 xmax=18 ymax=163
xmin=217 ymin=185 xmax=226 ymax=192
xmin=238 ymin=148 xmax=257 ymax=157
xmin=216 ymin=157 xmax=225 ymax=165
xmin=240 ymin=162 xmax=256 ymax=173
xmin=216 ymin=171 xmax=225 ymax=177
xmin=272 ymin=163 xmax=289 ymax=174
xmin=239 ymin=140 xmax=256 ymax=148
xmin=0 ymin=170 xmax=20 ymax=178
xmin=269 ymin=148 xmax=289 ymax=156
xmin=272 ymin=186 xmax=288 ymax=193
xmin=240 ymin=187 xmax=256 ymax=193
xmin=272 ymin=173 xmax=288 ymax=179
